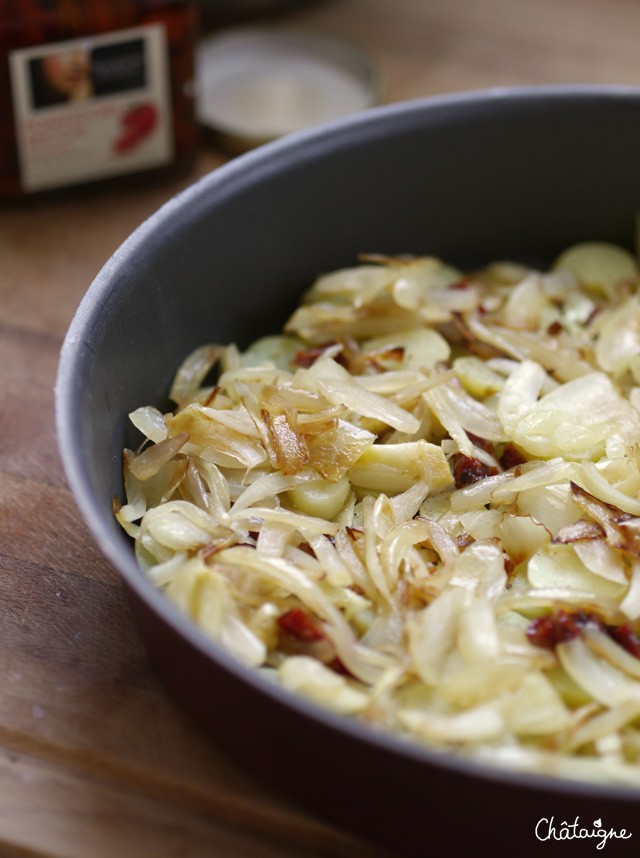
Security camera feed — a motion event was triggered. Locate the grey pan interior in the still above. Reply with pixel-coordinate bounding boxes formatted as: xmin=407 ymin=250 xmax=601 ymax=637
xmin=57 ymin=87 xmax=640 ymax=856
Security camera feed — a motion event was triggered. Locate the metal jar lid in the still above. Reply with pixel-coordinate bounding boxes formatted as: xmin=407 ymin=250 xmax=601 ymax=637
xmin=196 ymin=27 xmax=381 ymax=151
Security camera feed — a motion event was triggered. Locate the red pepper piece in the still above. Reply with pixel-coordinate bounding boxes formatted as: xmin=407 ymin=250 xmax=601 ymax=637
xmin=277 ymin=607 xmax=325 ymax=642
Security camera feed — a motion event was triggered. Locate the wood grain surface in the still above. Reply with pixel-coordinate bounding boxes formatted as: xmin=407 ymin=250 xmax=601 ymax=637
xmin=2 ymin=0 xmax=640 ymax=855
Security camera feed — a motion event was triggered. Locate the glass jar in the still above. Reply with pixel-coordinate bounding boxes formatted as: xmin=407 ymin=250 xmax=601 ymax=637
xmin=0 ymin=0 xmax=198 ymax=196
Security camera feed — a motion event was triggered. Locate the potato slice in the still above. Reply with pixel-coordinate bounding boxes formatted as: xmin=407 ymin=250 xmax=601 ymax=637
xmin=553 ymin=241 xmax=638 ymax=296
xmin=287 ymin=476 xmax=351 ymax=520
xmin=349 ymin=439 xmax=453 ymax=495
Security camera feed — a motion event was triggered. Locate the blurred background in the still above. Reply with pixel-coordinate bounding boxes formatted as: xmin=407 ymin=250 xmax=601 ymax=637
xmin=2 ymin=0 xmax=638 ymax=199
xmin=194 ymin=0 xmax=638 ymax=151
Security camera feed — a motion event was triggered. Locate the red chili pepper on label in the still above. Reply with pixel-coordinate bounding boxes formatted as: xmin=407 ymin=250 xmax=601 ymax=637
xmin=114 ymin=102 xmax=158 ymax=153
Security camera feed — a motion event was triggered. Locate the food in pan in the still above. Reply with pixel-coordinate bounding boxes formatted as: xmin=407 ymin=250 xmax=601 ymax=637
xmin=116 ymin=240 xmax=640 ymax=784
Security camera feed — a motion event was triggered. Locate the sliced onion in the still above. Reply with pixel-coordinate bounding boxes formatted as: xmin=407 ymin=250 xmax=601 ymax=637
xmin=497 ymin=588 xmax=624 ymax=624
xmin=307 ymin=533 xmax=352 ymax=587
xmin=307 ymin=419 xmax=375 ymax=481
xmin=456 ymin=598 xmax=499 ymax=664
xmin=408 ymin=587 xmax=468 ymax=685
xmin=118 ymin=242 xmax=640 ymax=785
xmin=557 ymin=636 xmax=640 ymax=707
xmin=578 ymin=461 xmax=640 ymax=517
xmin=262 ymin=409 xmax=310 ymax=475
xmin=389 ymin=480 xmax=432 ymax=523
xmin=232 ymin=469 xmax=321 ymax=512
xmin=299 ymin=357 xmax=420 ymax=434
xmin=142 ymin=501 xmax=221 ymax=551
xmin=231 ymin=505 xmax=339 ymax=536
xmin=619 ymin=560 xmax=640 ymax=620
xmin=497 ymin=359 xmax=546 ymax=436
xmin=170 ymin=405 xmax=266 ymax=469
xmin=527 ymin=544 xmax=626 ymax=601
xmin=399 ymin=702 xmax=505 ymax=743
xmin=215 ymin=545 xmax=393 ymax=684
xmin=583 ymin=627 xmax=640 ymax=680
xmin=573 ymin=540 xmax=628 ymax=586
xmin=170 ymin=344 xmax=222 ymax=405
xmin=450 ymin=471 xmax=516 ymax=511
xmin=129 ymin=405 xmax=168 ymax=443
xmin=501 ymin=673 xmax=572 ymax=736
xmin=127 ymin=432 xmax=189 ymax=481
xmin=448 ymin=541 xmax=506 ymax=601
xmin=278 ymin=656 xmax=369 ymax=714
xmin=425 ymin=382 xmax=506 ymax=454
xmin=255 ymin=520 xmax=292 ymax=559
xmin=564 ymin=698 xmax=640 ymax=752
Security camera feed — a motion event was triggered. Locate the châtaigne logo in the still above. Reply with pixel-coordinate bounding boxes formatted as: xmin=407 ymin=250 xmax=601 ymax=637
xmin=535 ymin=816 xmax=632 ymax=850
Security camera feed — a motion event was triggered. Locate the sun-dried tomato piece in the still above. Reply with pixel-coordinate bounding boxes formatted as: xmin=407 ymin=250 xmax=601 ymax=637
xmin=277 ymin=607 xmax=351 ymax=674
xmin=467 ymin=433 xmax=495 ymax=455
xmin=500 ymin=443 xmax=526 ymax=470
xmin=608 ymin=623 xmax=640 ymax=659
xmin=277 ymin=607 xmax=325 ymax=642
xmin=452 ymin=453 xmax=498 ymax=488
xmin=526 ymin=609 xmax=602 ymax=649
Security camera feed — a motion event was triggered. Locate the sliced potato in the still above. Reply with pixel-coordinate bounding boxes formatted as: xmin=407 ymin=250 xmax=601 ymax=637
xmin=363 ymin=327 xmax=450 ymax=371
xmin=349 ymin=440 xmax=453 ymax=495
xmin=453 ymin=355 xmax=505 ymax=398
xmin=552 ymin=241 xmax=638 ymax=296
xmin=287 ymin=476 xmax=351 ymax=520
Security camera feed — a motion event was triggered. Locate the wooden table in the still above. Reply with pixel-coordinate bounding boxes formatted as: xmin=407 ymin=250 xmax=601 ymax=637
xmin=2 ymin=0 xmax=639 ymax=855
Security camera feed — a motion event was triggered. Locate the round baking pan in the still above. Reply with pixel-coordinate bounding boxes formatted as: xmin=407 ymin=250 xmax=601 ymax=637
xmin=56 ymin=86 xmax=640 ymax=857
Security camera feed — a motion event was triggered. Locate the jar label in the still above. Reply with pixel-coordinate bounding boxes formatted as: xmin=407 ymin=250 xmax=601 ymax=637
xmin=9 ymin=24 xmax=174 ymax=192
